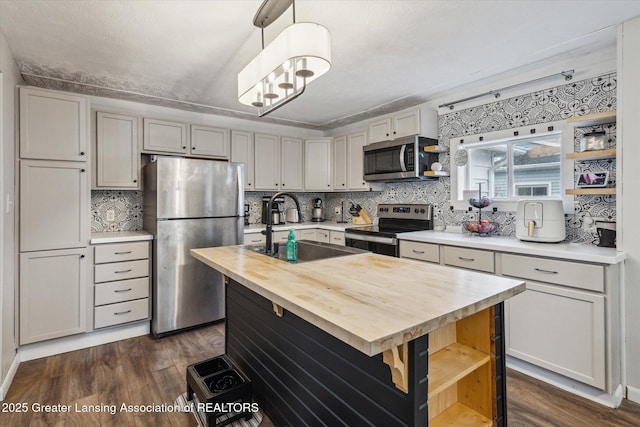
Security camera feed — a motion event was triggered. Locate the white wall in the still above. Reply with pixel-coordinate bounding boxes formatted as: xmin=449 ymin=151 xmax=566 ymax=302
xmin=0 ymin=30 xmax=23 ymax=395
xmin=620 ymin=15 xmax=640 ymax=404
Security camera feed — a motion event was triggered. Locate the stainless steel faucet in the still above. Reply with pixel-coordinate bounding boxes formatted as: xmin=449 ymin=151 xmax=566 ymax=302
xmin=264 ymin=192 xmax=303 ymax=255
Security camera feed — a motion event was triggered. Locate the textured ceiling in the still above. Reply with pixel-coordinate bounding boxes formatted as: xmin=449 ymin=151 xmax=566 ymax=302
xmin=1 ymin=0 xmax=640 ymax=130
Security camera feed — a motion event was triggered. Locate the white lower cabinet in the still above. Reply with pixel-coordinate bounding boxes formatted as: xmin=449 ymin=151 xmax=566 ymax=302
xmin=317 ymin=229 xmax=330 ymax=243
xmin=244 ymin=232 xmax=266 ymax=245
xmin=93 ymin=241 xmax=150 ymax=329
xmin=329 ymin=231 xmax=345 ymax=246
xmin=20 ymin=248 xmax=87 ymax=344
xmin=298 ymin=229 xmax=318 ymax=241
xmin=505 ymin=281 xmax=605 ymax=388
xmin=399 ymin=240 xmax=439 ymax=263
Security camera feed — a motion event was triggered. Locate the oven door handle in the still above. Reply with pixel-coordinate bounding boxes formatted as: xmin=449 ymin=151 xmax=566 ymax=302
xmin=345 ymin=233 xmax=397 ymax=245
xmin=399 ymin=145 xmax=407 ymax=172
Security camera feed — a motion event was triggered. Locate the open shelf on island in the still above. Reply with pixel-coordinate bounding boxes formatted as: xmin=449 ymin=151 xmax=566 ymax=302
xmin=567 ymin=110 xmax=616 ymax=127
xmin=428 ymin=342 xmax=490 ymax=398
xmin=566 ymin=188 xmax=616 ymax=195
xmin=430 ymin=402 xmax=493 ymax=427
xmin=566 ymin=149 xmax=616 ymax=161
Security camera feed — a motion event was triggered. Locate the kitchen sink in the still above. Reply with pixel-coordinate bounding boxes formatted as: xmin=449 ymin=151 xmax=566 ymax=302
xmin=242 ymin=240 xmax=368 ymax=263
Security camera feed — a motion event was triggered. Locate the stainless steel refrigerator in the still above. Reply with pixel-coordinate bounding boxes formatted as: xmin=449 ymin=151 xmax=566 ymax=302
xmin=143 ymin=156 xmax=244 ymax=337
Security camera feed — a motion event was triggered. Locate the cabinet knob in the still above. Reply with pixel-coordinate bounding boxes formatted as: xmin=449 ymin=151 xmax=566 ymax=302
xmin=393 ymin=131 xmax=396 ymax=135
xmin=386 ymin=133 xmax=389 ymax=136
xmin=342 ymin=183 xmax=345 ymax=186
xmin=248 ymin=183 xmax=251 ymax=186
xmin=282 ymin=183 xmax=285 ymax=187
xmin=80 ymin=151 xmax=85 ymax=155
xmin=192 ymin=147 xmax=196 ymax=150
xmin=182 ymin=146 xmax=186 ymax=149
xmin=80 ymin=168 xmax=86 ymax=173
xmin=80 ymin=254 xmax=85 ymax=258
xmin=327 ymin=184 xmax=330 ymax=187
xmin=133 ymin=179 xmax=137 ymax=183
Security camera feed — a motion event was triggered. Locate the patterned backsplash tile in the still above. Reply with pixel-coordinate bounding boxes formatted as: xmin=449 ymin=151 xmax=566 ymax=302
xmin=91 ymin=72 xmax=617 ymax=245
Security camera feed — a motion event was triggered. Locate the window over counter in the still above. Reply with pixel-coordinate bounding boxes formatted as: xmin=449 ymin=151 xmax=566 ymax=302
xmin=449 ymin=120 xmax=573 ymax=213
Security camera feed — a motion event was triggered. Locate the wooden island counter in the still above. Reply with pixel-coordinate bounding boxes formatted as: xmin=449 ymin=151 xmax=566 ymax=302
xmin=191 ymin=246 xmax=525 ymax=426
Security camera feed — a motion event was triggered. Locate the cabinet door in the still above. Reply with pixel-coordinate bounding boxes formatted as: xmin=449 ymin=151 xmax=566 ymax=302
xmin=304 ymin=138 xmax=332 ymax=191
xmin=347 ymin=132 xmax=368 ymax=190
xmin=231 ymin=130 xmax=254 ymax=190
xmin=254 ymin=134 xmax=280 ymax=190
xmin=332 ymin=136 xmax=347 ymax=190
xmin=20 ymin=87 xmax=88 ymax=161
xmin=143 ymin=118 xmax=188 ymax=154
xmin=95 ymin=112 xmax=139 ymax=189
xmin=505 ymin=281 xmax=605 ymax=389
xmin=20 ymin=160 xmax=89 ymax=251
xmin=317 ymin=229 xmax=330 ymax=243
xmin=190 ymin=125 xmax=229 ymax=159
xmin=20 ymin=248 xmax=87 ymax=344
xmin=281 ymin=137 xmax=304 ymax=191
xmin=368 ymin=117 xmax=392 ymax=143
xmin=393 ymin=109 xmax=421 ymax=138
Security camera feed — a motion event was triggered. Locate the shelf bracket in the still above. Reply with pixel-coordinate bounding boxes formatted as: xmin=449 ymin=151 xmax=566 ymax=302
xmin=382 ymin=343 xmax=409 ymax=393
xmin=272 ymin=302 xmax=284 ymax=317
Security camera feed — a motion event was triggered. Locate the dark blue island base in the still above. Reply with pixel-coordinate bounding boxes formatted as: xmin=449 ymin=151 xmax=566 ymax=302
xmin=225 ymin=279 xmax=506 ymax=427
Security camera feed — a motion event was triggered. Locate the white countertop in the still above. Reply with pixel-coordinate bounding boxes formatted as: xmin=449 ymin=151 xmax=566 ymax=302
xmin=398 ymin=231 xmax=625 ymax=264
xmin=244 ymin=220 xmax=361 ymax=233
xmin=90 ymin=230 xmax=154 ymax=244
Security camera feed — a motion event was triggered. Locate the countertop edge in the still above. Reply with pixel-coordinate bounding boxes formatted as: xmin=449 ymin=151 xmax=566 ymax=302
xmin=398 ymin=232 xmax=625 ymax=264
xmin=244 ymin=221 xmax=360 ymax=233
xmin=90 ymin=231 xmax=154 ymax=244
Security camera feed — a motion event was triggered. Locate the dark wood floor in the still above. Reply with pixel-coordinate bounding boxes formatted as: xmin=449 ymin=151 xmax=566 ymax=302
xmin=3 ymin=323 xmax=640 ymax=426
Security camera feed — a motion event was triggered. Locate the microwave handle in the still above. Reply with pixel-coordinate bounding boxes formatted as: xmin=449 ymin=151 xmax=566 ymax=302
xmin=399 ymin=145 xmax=407 ymax=172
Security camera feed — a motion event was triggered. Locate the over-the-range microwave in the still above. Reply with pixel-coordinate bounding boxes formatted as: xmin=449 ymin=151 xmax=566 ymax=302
xmin=363 ymin=135 xmax=438 ymax=181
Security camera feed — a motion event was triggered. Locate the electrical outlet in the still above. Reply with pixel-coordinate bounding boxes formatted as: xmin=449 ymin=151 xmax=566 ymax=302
xmin=106 ymin=209 xmax=115 ymax=222
xmin=334 ymin=206 xmax=341 ymax=215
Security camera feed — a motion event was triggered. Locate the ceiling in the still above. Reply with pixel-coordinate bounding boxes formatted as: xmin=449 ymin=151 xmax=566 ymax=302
xmin=1 ymin=1 xmax=640 ymax=131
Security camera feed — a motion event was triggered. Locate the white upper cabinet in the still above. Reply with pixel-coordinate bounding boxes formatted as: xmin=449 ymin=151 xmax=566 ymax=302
xmin=190 ymin=125 xmax=230 ymax=159
xmin=20 ymin=160 xmax=89 ymax=252
xmin=20 ymin=87 xmax=88 ymax=161
xmin=231 ymin=130 xmax=254 ymax=190
xmin=143 ymin=118 xmax=188 ymax=154
xmin=368 ymin=108 xmax=421 ymax=143
xmin=332 ymin=136 xmax=347 ymax=190
xmin=347 ymin=131 xmax=368 ymax=190
xmin=254 ymin=133 xmax=281 ymax=191
xmin=281 ymin=137 xmax=304 ymax=191
xmin=304 ymin=138 xmax=332 ymax=191
xmin=95 ymin=112 xmax=140 ymax=189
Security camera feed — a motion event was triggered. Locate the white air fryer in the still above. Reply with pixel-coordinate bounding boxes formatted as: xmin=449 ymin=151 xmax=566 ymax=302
xmin=516 ymin=200 xmax=566 ymax=243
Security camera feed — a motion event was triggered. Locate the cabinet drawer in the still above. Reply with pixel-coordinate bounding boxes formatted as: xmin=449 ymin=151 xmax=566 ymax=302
xmin=94 ymin=259 xmax=149 ymax=283
xmin=501 ymin=253 xmax=603 ymax=292
xmin=443 ymin=246 xmax=494 ymax=273
xmin=94 ymin=298 xmax=149 ymax=329
xmin=399 ymin=241 xmax=439 ymax=263
xmin=94 ymin=241 xmax=149 ymax=264
xmin=244 ymin=233 xmax=266 ymax=245
xmin=329 ymin=231 xmax=345 ymax=246
xmin=95 ymin=277 xmax=149 ymax=306
xmin=273 ymin=230 xmax=290 ymax=242
xmin=298 ymin=229 xmax=318 ymax=241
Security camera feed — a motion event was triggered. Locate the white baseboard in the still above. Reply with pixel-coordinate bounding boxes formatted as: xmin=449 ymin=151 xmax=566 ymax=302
xmin=627 ymin=385 xmax=640 ymax=404
xmin=18 ymin=322 xmax=150 ymax=362
xmin=0 ymin=354 xmax=20 ymax=401
xmin=507 ymin=356 xmax=624 ymax=408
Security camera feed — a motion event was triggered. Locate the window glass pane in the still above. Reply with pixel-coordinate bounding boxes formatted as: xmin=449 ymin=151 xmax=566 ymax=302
xmin=512 ymin=136 xmax=561 ymax=198
xmin=466 ymin=143 xmax=507 ymax=198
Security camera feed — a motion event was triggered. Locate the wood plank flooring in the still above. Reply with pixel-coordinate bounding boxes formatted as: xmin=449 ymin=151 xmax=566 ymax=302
xmin=3 ymin=323 xmax=640 ymax=426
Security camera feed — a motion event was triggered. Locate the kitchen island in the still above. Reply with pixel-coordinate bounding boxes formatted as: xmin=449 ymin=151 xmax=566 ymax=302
xmin=191 ymin=246 xmax=525 ymax=426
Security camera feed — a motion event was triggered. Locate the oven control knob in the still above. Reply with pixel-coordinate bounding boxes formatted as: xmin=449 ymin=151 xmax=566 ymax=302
xmin=420 ymin=209 xmax=425 ymax=214
xmin=414 ymin=208 xmax=419 ymax=213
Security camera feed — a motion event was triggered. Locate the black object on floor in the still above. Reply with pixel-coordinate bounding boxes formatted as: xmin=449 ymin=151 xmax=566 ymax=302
xmin=186 ymin=354 xmax=253 ymax=427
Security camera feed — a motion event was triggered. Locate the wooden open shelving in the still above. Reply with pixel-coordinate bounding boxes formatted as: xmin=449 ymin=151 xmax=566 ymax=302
xmin=565 ymin=188 xmax=616 ymax=196
xmin=566 ymin=148 xmax=616 ymax=161
xmin=423 ymin=171 xmax=449 ymax=178
xmin=566 ymin=110 xmax=616 ymax=127
xmin=427 ymin=307 xmax=495 ymax=426
xmin=424 ymin=145 xmax=446 ymax=152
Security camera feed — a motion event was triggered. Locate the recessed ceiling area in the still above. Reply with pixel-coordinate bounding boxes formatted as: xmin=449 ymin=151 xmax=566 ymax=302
xmin=1 ymin=0 xmax=639 ymax=130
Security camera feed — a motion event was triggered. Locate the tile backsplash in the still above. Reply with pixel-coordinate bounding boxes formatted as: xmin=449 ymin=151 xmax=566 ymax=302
xmin=91 ymin=72 xmax=616 ymax=245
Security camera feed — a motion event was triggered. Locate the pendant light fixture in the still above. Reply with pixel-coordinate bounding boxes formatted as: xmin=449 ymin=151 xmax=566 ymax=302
xmin=237 ymin=0 xmax=331 ymax=116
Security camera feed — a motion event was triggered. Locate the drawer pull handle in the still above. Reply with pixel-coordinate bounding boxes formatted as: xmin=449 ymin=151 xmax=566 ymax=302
xmin=114 ymin=251 xmax=132 ymax=255
xmin=250 ymin=239 xmax=262 ymax=242
xmin=114 ymin=310 xmax=132 ymax=316
xmin=333 ymin=237 xmax=341 ymax=240
xmin=534 ymin=268 xmax=558 ymax=274
xmin=458 ymin=256 xmax=475 ymax=262
xmin=412 ymin=249 xmax=425 ymax=254
xmin=114 ymin=288 xmax=132 ymax=293
xmin=115 ymin=269 xmax=132 ymax=274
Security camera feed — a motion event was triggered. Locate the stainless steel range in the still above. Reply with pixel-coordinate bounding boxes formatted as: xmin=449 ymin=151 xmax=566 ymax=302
xmin=344 ymin=204 xmax=433 ymax=257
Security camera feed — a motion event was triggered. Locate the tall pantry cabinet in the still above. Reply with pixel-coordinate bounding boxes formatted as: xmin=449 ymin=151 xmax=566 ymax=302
xmin=18 ymin=87 xmax=90 ymax=344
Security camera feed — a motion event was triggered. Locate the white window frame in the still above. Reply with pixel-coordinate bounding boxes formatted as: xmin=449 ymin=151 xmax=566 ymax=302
xmin=449 ymin=120 xmax=573 ymax=213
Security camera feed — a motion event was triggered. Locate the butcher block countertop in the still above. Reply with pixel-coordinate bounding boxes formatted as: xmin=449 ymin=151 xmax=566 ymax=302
xmin=191 ymin=246 xmax=525 ymax=357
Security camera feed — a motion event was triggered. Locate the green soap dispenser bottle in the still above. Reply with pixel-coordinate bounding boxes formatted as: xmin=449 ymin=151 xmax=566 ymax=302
xmin=286 ymin=229 xmax=297 ymax=262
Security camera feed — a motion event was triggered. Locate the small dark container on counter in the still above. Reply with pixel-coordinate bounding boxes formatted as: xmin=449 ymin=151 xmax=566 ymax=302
xmin=186 ymin=354 xmax=253 ymax=427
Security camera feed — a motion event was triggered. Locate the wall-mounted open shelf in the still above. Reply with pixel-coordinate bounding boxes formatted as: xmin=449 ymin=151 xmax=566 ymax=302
xmin=566 ymin=110 xmax=616 ymax=127
xmin=565 ymin=188 xmax=616 ymax=196
xmin=424 ymin=145 xmax=447 ymax=153
xmin=566 ymin=149 xmax=616 ymax=161
xmin=423 ymin=171 xmax=449 ymax=178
